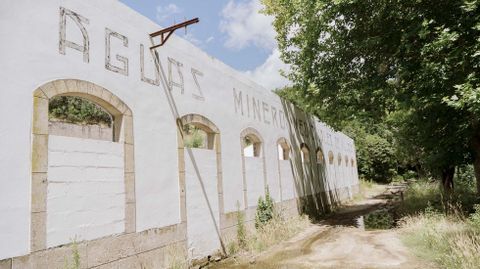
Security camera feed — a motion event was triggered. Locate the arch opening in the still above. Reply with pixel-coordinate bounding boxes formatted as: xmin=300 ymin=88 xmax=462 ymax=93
xmin=316 ymin=148 xmax=324 ymax=164
xmin=300 ymin=143 xmax=310 ymax=163
xmin=31 ymin=79 xmax=135 ymax=251
xmin=328 ymin=151 xmax=334 ymax=165
xmin=277 ymin=138 xmax=290 ymax=160
xmin=243 ymin=134 xmax=262 ymax=157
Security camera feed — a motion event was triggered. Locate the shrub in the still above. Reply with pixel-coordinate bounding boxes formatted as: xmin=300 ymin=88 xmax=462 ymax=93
xmin=255 ymin=188 xmax=275 ymax=229
xmin=364 ymin=209 xmax=394 ymax=229
xmin=183 ymin=125 xmax=206 ymax=148
xmin=468 ymin=204 xmax=480 ymax=231
xmin=49 ymin=96 xmax=112 ymax=126
xmin=236 ymin=201 xmax=246 ymax=249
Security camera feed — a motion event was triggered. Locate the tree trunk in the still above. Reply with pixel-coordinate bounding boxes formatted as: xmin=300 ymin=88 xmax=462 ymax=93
xmin=473 ymin=148 xmax=480 ymax=196
xmin=440 ymin=166 xmax=455 ymax=214
xmin=471 ymin=134 xmax=480 ymax=196
xmin=441 ymin=166 xmax=455 ymax=192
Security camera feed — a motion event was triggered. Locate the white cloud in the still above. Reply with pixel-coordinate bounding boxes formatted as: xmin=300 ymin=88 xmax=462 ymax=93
xmin=220 ymin=0 xmax=276 ymax=50
xmin=206 ymin=36 xmax=215 ymax=43
xmin=156 ymin=3 xmax=182 ymax=24
xmin=244 ymin=48 xmax=290 ymax=90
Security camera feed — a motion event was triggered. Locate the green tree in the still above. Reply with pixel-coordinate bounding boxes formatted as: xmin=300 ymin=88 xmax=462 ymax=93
xmin=264 ymin=0 xmax=480 ymax=192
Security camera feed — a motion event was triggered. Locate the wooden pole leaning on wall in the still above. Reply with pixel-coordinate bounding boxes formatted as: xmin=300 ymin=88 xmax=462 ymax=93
xmin=148 ymin=18 xmax=227 ymax=256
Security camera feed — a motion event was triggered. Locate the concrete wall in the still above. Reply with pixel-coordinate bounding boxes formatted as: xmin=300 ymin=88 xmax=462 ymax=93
xmin=0 ymin=0 xmax=360 ymax=267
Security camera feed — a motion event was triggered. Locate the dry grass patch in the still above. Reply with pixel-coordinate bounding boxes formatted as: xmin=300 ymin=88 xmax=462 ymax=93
xmin=399 ymin=210 xmax=480 ymax=269
xmin=244 ymin=213 xmax=311 ymax=253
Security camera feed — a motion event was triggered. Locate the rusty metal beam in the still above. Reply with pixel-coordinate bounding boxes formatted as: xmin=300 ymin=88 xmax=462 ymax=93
xmin=149 ymin=18 xmax=199 ymax=49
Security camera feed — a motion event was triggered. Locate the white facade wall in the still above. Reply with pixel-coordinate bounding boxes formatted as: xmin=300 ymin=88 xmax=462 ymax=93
xmin=244 ymin=158 xmax=266 ymax=207
xmin=47 ymin=135 xmax=125 ymax=247
xmin=185 ymin=149 xmax=220 ymax=259
xmin=0 ymin=0 xmax=359 ymax=260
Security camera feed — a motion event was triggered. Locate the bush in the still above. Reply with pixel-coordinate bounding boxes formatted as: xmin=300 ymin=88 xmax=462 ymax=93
xmin=255 ymin=188 xmax=275 ymax=229
xmin=343 ymin=122 xmax=397 ymax=183
xmin=49 ymin=96 xmax=112 ymax=126
xmin=468 ymin=204 xmax=480 ymax=231
xmin=364 ymin=209 xmax=394 ymax=229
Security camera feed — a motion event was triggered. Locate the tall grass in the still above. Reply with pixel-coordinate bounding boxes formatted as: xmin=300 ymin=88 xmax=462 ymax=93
xmin=398 ymin=168 xmax=480 ymax=269
xmin=400 ymin=210 xmax=480 ymax=269
xmin=244 ymin=213 xmax=310 ymax=253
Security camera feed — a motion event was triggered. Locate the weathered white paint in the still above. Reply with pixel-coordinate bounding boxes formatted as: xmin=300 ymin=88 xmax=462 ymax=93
xmin=185 ymin=149 xmax=220 ymax=259
xmin=244 ymin=157 xmax=265 ymax=207
xmin=0 ymin=0 xmax=359 ymax=259
xmin=279 ymin=160 xmax=295 ymax=200
xmin=47 ymin=135 xmax=125 ymax=247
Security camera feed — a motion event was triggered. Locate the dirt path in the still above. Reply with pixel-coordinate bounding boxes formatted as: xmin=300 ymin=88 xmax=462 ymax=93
xmin=209 ymin=186 xmax=435 ymax=269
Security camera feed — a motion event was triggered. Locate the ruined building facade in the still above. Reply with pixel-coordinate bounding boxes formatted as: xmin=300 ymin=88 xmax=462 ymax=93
xmin=0 ymin=1 xmax=359 ymax=268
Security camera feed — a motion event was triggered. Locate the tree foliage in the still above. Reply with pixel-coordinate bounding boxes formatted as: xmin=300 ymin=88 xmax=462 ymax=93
xmin=264 ymin=0 xmax=480 ymax=189
xmin=49 ymin=96 xmax=112 ymax=126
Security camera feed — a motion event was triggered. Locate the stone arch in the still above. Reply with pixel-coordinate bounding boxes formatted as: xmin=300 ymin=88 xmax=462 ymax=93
xmin=328 ymin=151 xmax=334 ymax=165
xmin=241 ymin=127 xmax=263 ymax=157
xmin=31 ymin=79 xmax=135 ymax=251
xmin=240 ymin=127 xmax=267 ymax=208
xmin=316 ymin=148 xmax=325 ymax=164
xmin=300 ymin=143 xmax=310 ymax=163
xmin=277 ymin=137 xmax=290 ymax=160
xmin=179 ymin=114 xmax=220 ymax=150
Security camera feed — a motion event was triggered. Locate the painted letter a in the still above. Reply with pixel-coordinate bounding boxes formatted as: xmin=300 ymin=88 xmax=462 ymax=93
xmin=59 ymin=7 xmax=90 ymax=63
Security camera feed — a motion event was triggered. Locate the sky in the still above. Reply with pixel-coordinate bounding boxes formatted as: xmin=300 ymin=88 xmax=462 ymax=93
xmin=118 ymin=0 xmax=290 ymax=90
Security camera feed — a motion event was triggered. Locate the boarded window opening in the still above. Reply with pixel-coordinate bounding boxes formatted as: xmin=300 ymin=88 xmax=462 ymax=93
xmin=48 ymin=96 xmax=114 ymax=141
xmin=345 ymin=155 xmax=349 ymax=167
xmin=338 ymin=153 xmax=342 ymax=166
xmin=316 ymin=148 xmax=324 ymax=164
xmin=300 ymin=143 xmax=310 ymax=163
xmin=328 ymin=151 xmax=334 ymax=165
xmin=277 ymin=139 xmax=290 ymax=160
xmin=243 ymin=134 xmax=262 ymax=157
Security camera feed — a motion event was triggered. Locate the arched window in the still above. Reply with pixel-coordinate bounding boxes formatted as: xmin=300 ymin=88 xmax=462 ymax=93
xmin=338 ymin=153 xmax=342 ymax=166
xmin=316 ymin=148 xmax=324 ymax=164
xmin=243 ymin=133 xmax=262 ymax=157
xmin=300 ymin=143 xmax=310 ymax=163
xmin=180 ymin=114 xmax=219 ymax=150
xmin=351 ymin=159 xmax=355 ymax=167
xmin=328 ymin=151 xmax=334 ymax=165
xmin=345 ymin=155 xmax=349 ymax=167
xmin=277 ymin=138 xmax=290 ymax=160
xmin=32 ymin=79 xmax=136 ymax=250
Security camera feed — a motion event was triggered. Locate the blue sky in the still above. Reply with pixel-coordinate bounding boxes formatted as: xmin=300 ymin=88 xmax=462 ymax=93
xmin=119 ymin=0 xmax=289 ymax=90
